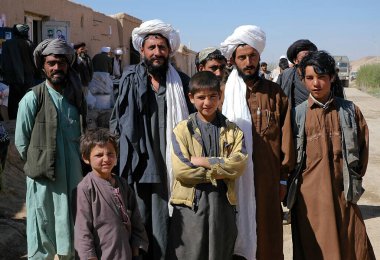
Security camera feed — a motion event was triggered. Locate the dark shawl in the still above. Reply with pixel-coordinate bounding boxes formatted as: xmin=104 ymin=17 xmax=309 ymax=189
xmin=109 ymin=62 xmax=194 ymax=183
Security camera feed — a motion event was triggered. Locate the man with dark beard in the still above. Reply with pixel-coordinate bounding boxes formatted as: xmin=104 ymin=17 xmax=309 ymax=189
xmin=15 ymin=38 xmax=86 ymax=259
xmin=110 ymin=19 xmax=194 ymax=260
xmin=220 ymin=25 xmax=295 ymax=260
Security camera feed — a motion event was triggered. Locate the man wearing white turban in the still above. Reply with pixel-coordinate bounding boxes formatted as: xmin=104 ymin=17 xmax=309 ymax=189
xmin=110 ymin=19 xmax=194 ymax=260
xmin=221 ymin=25 xmax=295 ymax=260
xmin=15 ymin=38 xmax=86 ymax=259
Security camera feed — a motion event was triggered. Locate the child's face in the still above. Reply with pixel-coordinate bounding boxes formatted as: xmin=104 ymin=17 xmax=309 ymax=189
xmin=189 ymin=89 xmax=220 ymax=122
xmin=304 ymin=65 xmax=333 ymax=103
xmin=83 ymin=142 xmax=117 ymax=178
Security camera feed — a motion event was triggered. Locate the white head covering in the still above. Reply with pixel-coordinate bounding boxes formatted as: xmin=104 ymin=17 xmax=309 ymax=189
xmin=114 ymin=48 xmax=123 ymax=55
xmin=101 ymin=46 xmax=111 ymax=53
xmin=132 ymin=19 xmax=180 ymax=57
xmin=220 ymin=25 xmax=266 ymax=60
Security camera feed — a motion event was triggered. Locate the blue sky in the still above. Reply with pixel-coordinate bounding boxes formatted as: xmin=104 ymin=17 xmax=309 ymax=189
xmin=72 ymin=0 xmax=380 ymax=63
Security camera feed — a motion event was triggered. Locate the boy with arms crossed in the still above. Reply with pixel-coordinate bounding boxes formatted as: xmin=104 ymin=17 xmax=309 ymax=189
xmin=167 ymin=71 xmax=247 ymax=260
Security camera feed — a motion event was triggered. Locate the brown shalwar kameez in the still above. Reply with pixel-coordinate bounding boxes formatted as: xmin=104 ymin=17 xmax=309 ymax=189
xmin=292 ymin=97 xmax=375 ymax=260
xmin=245 ymin=78 xmax=295 ymax=260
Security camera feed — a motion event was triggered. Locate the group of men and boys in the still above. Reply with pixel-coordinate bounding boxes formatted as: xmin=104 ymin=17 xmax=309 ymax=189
xmin=10 ymin=18 xmax=376 ymax=260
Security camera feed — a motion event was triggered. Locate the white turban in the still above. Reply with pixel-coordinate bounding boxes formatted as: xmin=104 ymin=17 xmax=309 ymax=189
xmin=114 ymin=48 xmax=123 ymax=55
xmin=132 ymin=19 xmax=180 ymax=57
xmin=101 ymin=46 xmax=111 ymax=53
xmin=220 ymin=25 xmax=266 ymax=60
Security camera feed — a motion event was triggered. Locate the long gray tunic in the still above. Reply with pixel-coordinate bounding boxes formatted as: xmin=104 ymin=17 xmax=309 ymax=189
xmin=75 ymin=172 xmax=148 ymax=260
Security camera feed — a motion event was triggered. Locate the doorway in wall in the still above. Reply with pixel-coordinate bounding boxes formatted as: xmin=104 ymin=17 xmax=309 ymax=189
xmin=25 ymin=13 xmax=43 ymax=45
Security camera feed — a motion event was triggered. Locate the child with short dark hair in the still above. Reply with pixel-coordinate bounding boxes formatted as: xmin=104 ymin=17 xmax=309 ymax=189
xmin=74 ymin=128 xmax=148 ymax=260
xmin=167 ymin=71 xmax=248 ymax=259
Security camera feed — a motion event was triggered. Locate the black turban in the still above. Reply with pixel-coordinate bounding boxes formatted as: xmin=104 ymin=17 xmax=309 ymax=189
xmin=73 ymin=42 xmax=86 ymax=50
xmin=12 ymin=24 xmax=29 ymax=37
xmin=287 ymin=39 xmax=317 ymax=64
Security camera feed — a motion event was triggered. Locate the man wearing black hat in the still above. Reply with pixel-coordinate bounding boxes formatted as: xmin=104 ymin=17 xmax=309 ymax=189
xmin=73 ymin=42 xmax=93 ymax=94
xmin=277 ymin=39 xmax=317 ymax=107
xmin=1 ymin=24 xmax=36 ymax=119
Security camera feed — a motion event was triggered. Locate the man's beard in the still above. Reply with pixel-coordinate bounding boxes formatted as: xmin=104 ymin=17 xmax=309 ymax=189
xmin=46 ymin=70 xmax=68 ymax=86
xmin=236 ymin=65 xmax=259 ymax=81
xmin=144 ymin=56 xmax=169 ymax=77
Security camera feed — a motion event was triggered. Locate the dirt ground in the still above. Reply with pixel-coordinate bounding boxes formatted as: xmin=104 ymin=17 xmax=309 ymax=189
xmin=283 ymin=86 xmax=380 ymax=259
xmin=0 ymin=86 xmax=379 ymax=259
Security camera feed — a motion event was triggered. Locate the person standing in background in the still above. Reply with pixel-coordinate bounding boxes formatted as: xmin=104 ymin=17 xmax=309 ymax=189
xmin=73 ymin=42 xmax=93 ymax=95
xmin=1 ymin=24 xmax=36 ymax=119
xmin=112 ymin=48 xmax=123 ymax=79
xmin=259 ymin=61 xmax=273 ymax=81
xmin=277 ymin=39 xmax=317 ymax=107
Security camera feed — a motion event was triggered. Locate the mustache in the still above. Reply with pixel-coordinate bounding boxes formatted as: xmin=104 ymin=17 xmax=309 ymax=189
xmin=243 ymin=66 xmax=255 ymax=70
xmin=51 ymin=70 xmax=65 ymax=76
xmin=151 ymin=56 xmax=165 ymax=61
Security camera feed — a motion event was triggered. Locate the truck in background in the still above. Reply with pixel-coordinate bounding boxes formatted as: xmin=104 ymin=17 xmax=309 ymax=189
xmin=333 ymin=56 xmax=350 ymax=87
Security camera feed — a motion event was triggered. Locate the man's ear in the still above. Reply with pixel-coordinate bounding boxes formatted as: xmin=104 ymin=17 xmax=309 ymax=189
xmin=198 ymin=64 xmax=205 ymax=71
xmin=140 ymin=46 xmax=144 ymax=56
xmin=229 ymin=57 xmax=235 ymax=65
xmin=331 ymin=75 xmax=336 ymax=82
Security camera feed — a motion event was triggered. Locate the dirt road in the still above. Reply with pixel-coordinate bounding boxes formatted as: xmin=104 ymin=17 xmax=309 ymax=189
xmin=283 ymin=87 xmax=380 ymax=259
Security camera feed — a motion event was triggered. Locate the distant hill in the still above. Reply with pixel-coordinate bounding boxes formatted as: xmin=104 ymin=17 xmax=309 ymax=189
xmin=351 ymin=56 xmax=380 ymax=72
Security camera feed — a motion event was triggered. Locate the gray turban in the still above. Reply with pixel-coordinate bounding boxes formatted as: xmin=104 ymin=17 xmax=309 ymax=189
xmin=132 ymin=19 xmax=180 ymax=57
xmin=220 ymin=25 xmax=266 ymax=60
xmin=198 ymin=47 xmax=224 ymax=64
xmin=33 ymin=38 xmax=84 ymax=112
xmin=33 ymin=38 xmax=75 ymax=70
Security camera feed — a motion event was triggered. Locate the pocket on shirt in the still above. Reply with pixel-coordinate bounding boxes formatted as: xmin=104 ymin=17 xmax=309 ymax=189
xmin=305 ymin=134 xmax=323 ymax=165
xmin=261 ymin=110 xmax=279 ymax=138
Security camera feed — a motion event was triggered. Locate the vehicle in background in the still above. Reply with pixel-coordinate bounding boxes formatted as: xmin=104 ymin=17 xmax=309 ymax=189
xmin=333 ymin=56 xmax=350 ymax=87
xmin=350 ymin=71 xmax=357 ymax=81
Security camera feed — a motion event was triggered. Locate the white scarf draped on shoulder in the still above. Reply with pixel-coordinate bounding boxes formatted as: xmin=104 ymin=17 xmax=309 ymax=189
xmin=222 ymin=68 xmax=257 ymax=260
xmin=165 ymin=64 xmax=189 ymax=215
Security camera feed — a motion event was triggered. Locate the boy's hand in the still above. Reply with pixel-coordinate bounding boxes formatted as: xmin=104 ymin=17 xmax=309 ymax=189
xmin=190 ymin=156 xmax=211 ymax=169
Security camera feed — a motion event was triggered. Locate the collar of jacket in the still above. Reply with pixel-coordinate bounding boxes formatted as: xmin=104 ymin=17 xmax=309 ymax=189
xmin=186 ymin=111 xmax=230 ymax=138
